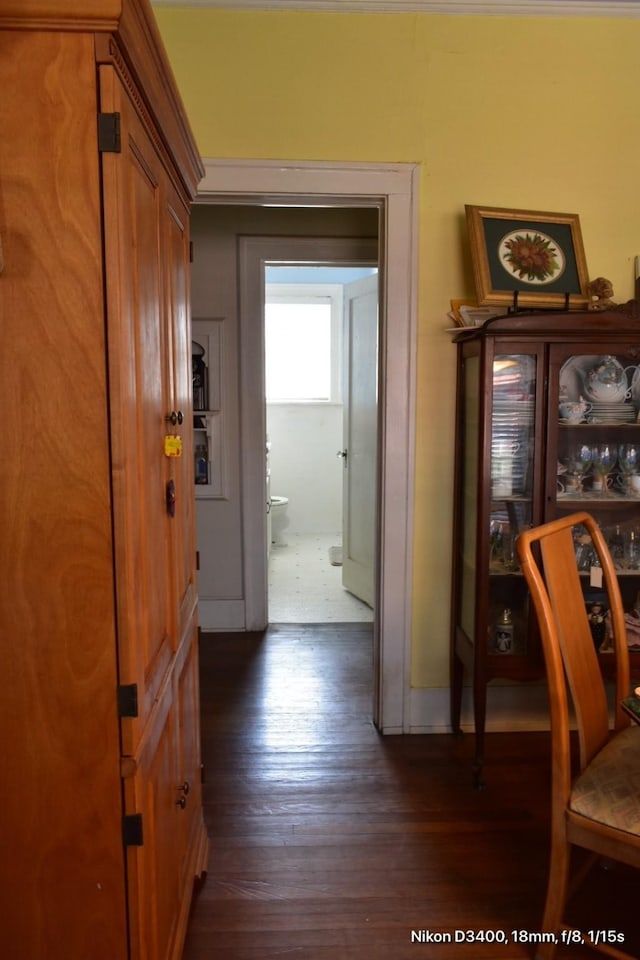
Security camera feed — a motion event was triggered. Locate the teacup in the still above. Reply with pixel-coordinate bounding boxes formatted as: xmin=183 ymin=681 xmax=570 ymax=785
xmin=557 ymin=474 xmax=580 ymax=495
xmin=564 ymin=474 xmax=579 ymax=493
xmin=559 ymin=399 xmax=592 ymax=423
xmin=629 ymin=474 xmax=640 ymax=496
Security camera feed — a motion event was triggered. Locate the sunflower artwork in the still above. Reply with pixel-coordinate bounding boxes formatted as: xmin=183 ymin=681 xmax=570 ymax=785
xmin=500 ymin=232 xmax=563 ymax=285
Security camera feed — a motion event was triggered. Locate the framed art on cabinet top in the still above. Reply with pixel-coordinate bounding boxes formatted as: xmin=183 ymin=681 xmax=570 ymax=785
xmin=465 ymin=205 xmax=590 ymax=310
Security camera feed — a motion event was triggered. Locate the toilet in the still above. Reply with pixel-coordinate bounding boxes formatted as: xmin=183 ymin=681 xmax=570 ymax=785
xmin=270 ymin=495 xmax=289 ymax=546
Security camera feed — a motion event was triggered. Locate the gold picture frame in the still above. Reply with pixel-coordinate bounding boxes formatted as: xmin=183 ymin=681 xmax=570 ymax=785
xmin=465 ymin=205 xmax=590 ymax=309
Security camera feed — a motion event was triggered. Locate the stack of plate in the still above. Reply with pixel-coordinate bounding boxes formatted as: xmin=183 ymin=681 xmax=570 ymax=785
xmin=493 ymin=399 xmax=535 ymax=426
xmin=589 ymin=402 xmax=636 ymax=424
xmin=492 ymin=401 xmax=533 ymax=496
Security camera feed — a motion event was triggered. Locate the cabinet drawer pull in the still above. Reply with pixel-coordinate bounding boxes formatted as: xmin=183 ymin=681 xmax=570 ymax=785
xmin=176 ymin=795 xmax=187 ymax=809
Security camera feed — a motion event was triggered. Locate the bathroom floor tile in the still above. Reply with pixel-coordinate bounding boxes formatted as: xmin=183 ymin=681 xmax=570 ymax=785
xmin=268 ymin=533 xmax=374 ymax=623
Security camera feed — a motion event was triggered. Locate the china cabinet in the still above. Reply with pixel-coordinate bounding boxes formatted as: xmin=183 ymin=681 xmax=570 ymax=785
xmin=0 ymin=4 xmax=207 ymax=959
xmin=450 ymin=304 xmax=640 ymax=784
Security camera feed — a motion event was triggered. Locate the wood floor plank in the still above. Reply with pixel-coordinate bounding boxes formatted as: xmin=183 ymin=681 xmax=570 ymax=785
xmin=183 ymin=625 xmax=638 ymax=959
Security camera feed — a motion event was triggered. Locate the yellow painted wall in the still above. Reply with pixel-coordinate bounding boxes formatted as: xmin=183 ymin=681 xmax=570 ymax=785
xmin=155 ymin=5 xmax=640 ymax=689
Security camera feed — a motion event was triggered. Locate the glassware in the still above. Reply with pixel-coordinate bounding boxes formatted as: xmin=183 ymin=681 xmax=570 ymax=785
xmin=573 ymin=524 xmax=595 ymax=570
xmin=608 ymin=523 xmax=624 ymax=564
xmin=489 ymin=520 xmax=519 ymax=572
xmin=624 ymin=529 xmax=640 ymax=571
xmin=489 ymin=519 xmax=503 ymax=566
xmin=618 ymin=443 xmax=640 ymax=493
xmin=501 ymin=530 xmax=519 ymax=572
xmin=591 ymin=443 xmax=616 ymax=494
xmin=566 ymin=443 xmax=592 ymax=492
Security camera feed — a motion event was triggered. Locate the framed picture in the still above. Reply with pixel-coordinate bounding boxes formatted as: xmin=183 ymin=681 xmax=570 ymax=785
xmin=465 ymin=205 xmax=590 ymax=309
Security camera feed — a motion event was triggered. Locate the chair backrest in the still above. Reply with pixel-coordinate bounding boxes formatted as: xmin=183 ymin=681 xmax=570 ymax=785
xmin=517 ymin=512 xmax=630 ymax=795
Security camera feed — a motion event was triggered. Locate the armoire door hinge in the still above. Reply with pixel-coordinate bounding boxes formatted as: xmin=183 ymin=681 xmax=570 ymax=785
xmin=122 ymin=813 xmax=144 ymax=847
xmin=98 ymin=112 xmax=121 ymax=153
xmin=196 ymin=550 xmax=200 ymax=571
xmin=189 ymin=241 xmax=194 ymax=263
xmin=117 ymin=683 xmax=139 ymax=718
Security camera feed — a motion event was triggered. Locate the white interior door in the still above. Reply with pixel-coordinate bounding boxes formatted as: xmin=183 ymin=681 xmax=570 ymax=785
xmin=341 ymin=273 xmax=378 ymax=607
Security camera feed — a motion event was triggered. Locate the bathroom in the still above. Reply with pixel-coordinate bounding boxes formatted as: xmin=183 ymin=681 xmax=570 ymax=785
xmin=265 ymin=264 xmax=377 ymax=623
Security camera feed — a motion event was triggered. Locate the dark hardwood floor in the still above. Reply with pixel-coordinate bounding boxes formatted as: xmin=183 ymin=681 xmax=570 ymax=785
xmin=183 ymin=623 xmax=638 ymax=959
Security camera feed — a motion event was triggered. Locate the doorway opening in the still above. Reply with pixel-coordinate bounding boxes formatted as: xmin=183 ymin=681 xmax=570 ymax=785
xmin=264 ymin=264 xmax=378 ymax=623
xmin=196 ymin=158 xmax=418 ymax=733
xmin=239 ymin=234 xmax=380 ymax=631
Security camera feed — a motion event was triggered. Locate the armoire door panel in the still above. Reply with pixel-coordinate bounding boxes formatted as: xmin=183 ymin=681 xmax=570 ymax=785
xmin=174 ymin=621 xmax=204 ymax=898
xmin=123 ymin=688 xmax=181 ymax=960
xmin=168 ymin=623 xmax=209 ymax=959
xmin=100 ymin=65 xmax=175 ymax=748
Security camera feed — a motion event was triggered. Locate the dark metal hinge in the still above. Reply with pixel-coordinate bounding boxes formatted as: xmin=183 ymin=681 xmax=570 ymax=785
xmin=189 ymin=241 xmax=194 ymax=263
xmin=98 ymin=112 xmax=121 ymax=153
xmin=196 ymin=550 xmax=200 ymax=571
xmin=122 ymin=813 xmax=144 ymax=847
xmin=117 ymin=683 xmax=138 ymax=718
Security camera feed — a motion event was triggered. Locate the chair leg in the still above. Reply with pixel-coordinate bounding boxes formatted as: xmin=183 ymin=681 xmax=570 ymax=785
xmin=535 ymin=839 xmax=570 ymax=960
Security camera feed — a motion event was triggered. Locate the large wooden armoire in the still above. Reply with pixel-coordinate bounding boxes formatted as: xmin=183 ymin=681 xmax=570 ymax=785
xmin=0 ymin=3 xmax=208 ymax=958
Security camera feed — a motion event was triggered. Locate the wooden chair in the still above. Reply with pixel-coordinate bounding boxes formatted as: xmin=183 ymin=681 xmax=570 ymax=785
xmin=516 ymin=512 xmax=640 ymax=960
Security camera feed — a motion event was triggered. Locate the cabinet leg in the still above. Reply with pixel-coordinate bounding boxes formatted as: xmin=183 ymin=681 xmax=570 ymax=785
xmin=450 ymin=651 xmax=464 ymax=736
xmin=473 ymin=682 xmax=487 ymax=789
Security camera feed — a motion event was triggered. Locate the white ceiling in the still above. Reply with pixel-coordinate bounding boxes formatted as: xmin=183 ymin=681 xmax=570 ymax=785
xmin=150 ymin=0 xmax=640 ymax=17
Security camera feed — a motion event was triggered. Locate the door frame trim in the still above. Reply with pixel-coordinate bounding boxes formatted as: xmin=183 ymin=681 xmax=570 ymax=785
xmin=196 ymin=158 xmax=419 ymax=734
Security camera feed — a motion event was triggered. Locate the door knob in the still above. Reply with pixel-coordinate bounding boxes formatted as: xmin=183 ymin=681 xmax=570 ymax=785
xmin=165 ymin=410 xmax=184 ymax=426
xmin=337 ymin=449 xmax=348 ymax=462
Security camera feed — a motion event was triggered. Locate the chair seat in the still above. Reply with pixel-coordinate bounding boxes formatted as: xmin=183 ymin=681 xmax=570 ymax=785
xmin=570 ymin=725 xmax=640 ymax=836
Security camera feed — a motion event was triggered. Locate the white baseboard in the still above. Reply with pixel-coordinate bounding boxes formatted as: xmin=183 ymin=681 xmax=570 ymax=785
xmin=197 ymin=599 xmax=246 ymax=630
xmin=408 ymin=682 xmax=551 ymax=734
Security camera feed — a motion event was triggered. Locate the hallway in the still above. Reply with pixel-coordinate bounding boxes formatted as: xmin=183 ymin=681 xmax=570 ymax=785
xmin=183 ymin=625 xmax=637 ymax=959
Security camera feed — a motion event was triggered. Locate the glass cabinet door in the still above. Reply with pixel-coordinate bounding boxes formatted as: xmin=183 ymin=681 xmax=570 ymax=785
xmin=551 ymin=350 xmax=640 ymax=654
xmin=487 ymin=353 xmax=537 ymax=656
xmin=459 ymin=355 xmax=479 ymax=649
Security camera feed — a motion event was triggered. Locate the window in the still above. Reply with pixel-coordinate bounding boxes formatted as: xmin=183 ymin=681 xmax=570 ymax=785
xmin=265 ymin=284 xmax=342 ymax=402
